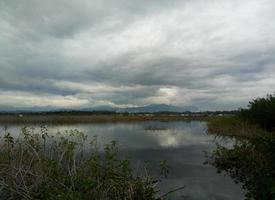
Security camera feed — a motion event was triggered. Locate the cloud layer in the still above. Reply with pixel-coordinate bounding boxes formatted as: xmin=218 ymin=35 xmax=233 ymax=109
xmin=1 ymin=0 xmax=275 ymax=110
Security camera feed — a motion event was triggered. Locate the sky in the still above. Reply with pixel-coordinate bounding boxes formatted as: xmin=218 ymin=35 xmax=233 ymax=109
xmin=0 ymin=0 xmax=275 ymax=111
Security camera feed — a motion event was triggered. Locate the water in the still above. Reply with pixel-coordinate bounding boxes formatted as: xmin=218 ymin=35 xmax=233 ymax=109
xmin=0 ymin=121 xmax=244 ymax=200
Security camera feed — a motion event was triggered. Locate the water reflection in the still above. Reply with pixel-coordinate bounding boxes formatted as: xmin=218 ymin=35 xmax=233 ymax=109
xmin=0 ymin=121 xmax=244 ymax=200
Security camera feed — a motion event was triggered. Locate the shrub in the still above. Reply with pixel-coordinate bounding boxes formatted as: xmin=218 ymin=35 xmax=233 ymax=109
xmin=239 ymin=93 xmax=275 ymax=131
xmin=0 ymin=126 xmax=172 ymax=200
xmin=208 ymin=134 xmax=275 ymax=200
xmin=207 ymin=93 xmax=275 ymax=199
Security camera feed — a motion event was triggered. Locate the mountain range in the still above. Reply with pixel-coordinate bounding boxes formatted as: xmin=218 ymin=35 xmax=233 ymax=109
xmin=86 ymin=104 xmax=198 ymax=113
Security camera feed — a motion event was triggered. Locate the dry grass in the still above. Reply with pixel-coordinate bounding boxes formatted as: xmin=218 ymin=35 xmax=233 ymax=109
xmin=0 ymin=114 xmax=210 ymax=125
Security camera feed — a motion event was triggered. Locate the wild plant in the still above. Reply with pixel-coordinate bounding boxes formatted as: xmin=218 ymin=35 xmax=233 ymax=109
xmin=0 ymin=126 xmax=181 ymax=200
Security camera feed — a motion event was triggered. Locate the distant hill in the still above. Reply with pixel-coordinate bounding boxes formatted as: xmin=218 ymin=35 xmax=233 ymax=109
xmin=84 ymin=104 xmax=198 ymax=113
xmin=0 ymin=104 xmax=198 ymax=113
xmin=117 ymin=104 xmax=198 ymax=113
xmin=87 ymin=105 xmax=117 ymax=112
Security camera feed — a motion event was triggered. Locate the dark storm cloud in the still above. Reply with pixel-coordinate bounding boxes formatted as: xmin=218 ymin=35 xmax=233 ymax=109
xmin=0 ymin=0 xmax=275 ymax=110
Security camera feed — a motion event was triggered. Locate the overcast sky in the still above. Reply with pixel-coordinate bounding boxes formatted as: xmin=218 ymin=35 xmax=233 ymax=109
xmin=0 ymin=0 xmax=275 ymax=111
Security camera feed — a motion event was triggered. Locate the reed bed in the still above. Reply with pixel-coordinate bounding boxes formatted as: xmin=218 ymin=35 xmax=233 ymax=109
xmin=207 ymin=116 xmax=265 ymax=138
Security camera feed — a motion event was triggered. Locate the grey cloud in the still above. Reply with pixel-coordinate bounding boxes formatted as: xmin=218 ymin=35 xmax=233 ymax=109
xmin=0 ymin=0 xmax=275 ymax=110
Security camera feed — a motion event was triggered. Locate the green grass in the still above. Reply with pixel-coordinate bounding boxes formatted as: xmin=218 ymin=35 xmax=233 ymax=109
xmin=0 ymin=126 xmax=179 ymax=200
xmin=207 ymin=116 xmax=265 ymax=138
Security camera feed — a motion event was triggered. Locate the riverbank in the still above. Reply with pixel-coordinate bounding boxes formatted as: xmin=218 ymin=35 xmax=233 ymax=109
xmin=207 ymin=117 xmax=275 ymax=200
xmin=0 ymin=113 xmax=211 ymax=124
xmin=206 ymin=93 xmax=275 ymax=200
xmin=207 ymin=116 xmax=267 ymax=138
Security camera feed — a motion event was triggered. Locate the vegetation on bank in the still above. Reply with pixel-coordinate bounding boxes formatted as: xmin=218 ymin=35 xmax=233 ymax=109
xmin=208 ymin=134 xmax=275 ymax=200
xmin=208 ymin=93 xmax=275 ymax=138
xmin=207 ymin=116 xmax=263 ymax=138
xmin=0 ymin=127 xmax=176 ymax=200
xmin=239 ymin=93 xmax=275 ymax=132
xmin=0 ymin=113 xmax=209 ymax=125
xmin=207 ymin=93 xmax=275 ymax=200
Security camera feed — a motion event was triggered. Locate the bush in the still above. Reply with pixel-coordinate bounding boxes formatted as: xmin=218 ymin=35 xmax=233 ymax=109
xmin=208 ymin=134 xmax=275 ymax=200
xmin=207 ymin=93 xmax=275 ymax=199
xmin=239 ymin=93 xmax=275 ymax=131
xmin=0 ymin=126 xmax=172 ymax=200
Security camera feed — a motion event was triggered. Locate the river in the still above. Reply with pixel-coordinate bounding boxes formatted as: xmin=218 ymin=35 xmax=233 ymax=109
xmin=0 ymin=121 xmax=244 ymax=200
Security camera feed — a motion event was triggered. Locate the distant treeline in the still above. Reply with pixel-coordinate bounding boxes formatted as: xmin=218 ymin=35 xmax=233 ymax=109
xmin=239 ymin=93 xmax=275 ymax=131
xmin=0 ymin=110 xmax=238 ymax=116
xmin=0 ymin=111 xmax=118 ymax=115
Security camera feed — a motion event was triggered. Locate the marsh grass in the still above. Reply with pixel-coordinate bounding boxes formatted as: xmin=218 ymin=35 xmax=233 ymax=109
xmin=207 ymin=116 xmax=265 ymax=138
xmin=0 ymin=114 xmax=209 ymax=125
xmin=0 ymin=126 xmax=178 ymax=200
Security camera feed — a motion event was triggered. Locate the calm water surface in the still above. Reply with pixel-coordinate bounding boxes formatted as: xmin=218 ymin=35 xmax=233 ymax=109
xmin=1 ymin=121 xmax=244 ymax=200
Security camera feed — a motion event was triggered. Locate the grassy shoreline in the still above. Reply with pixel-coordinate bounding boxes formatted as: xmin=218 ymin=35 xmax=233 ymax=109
xmin=206 ymin=93 xmax=275 ymax=200
xmin=207 ymin=116 xmax=267 ymax=138
xmin=0 ymin=114 xmax=210 ymax=125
